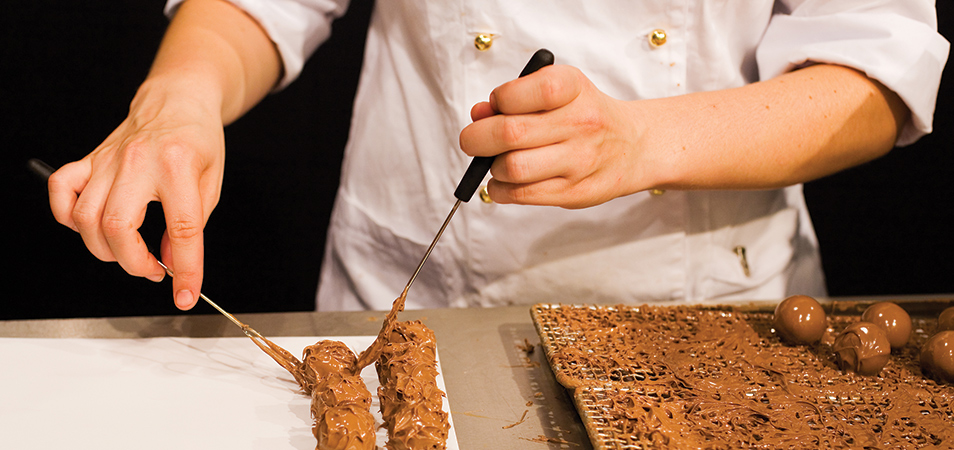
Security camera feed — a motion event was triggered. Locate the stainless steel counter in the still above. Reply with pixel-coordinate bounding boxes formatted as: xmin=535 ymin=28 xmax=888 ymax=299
xmin=6 ymin=294 xmax=951 ymax=449
xmin=0 ymin=306 xmax=591 ymax=450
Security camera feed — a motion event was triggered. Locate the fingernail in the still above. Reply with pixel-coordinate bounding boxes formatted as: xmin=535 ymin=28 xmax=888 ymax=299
xmin=175 ymin=290 xmax=194 ymax=308
xmin=146 ymin=272 xmax=165 ymax=283
xmin=489 ymin=91 xmax=498 ymax=112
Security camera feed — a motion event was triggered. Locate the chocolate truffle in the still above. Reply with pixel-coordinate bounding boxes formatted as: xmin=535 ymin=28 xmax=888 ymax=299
xmin=920 ymin=330 xmax=954 ymax=384
xmin=773 ymin=295 xmax=827 ymax=345
xmin=938 ymin=306 xmax=954 ymax=333
xmin=832 ymin=322 xmax=891 ymax=376
xmin=862 ymin=302 xmax=912 ymax=349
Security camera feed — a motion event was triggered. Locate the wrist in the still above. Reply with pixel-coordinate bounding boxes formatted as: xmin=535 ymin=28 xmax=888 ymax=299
xmin=130 ymin=74 xmax=225 ymax=127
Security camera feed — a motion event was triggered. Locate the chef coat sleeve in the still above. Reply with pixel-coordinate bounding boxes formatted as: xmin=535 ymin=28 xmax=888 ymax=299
xmin=757 ymin=1 xmax=949 ymax=146
xmin=164 ymin=0 xmax=349 ymax=89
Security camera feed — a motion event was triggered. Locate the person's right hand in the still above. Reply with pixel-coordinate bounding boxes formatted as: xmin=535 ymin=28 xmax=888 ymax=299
xmin=48 ymin=77 xmax=226 ymax=310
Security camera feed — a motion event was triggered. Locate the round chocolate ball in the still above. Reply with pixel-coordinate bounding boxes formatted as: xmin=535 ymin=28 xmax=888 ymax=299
xmin=938 ymin=306 xmax=954 ymax=333
xmin=862 ymin=302 xmax=911 ymax=349
xmin=832 ymin=322 xmax=891 ymax=376
xmin=773 ymin=295 xmax=827 ymax=345
xmin=920 ymin=330 xmax=954 ymax=384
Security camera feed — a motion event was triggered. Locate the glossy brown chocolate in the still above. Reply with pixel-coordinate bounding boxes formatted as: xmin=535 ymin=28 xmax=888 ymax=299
xmin=938 ymin=306 xmax=954 ymax=333
xmin=832 ymin=321 xmax=891 ymax=375
xmin=773 ymin=295 xmax=827 ymax=344
xmin=921 ymin=330 xmax=954 ymax=384
xmin=311 ymin=373 xmax=376 ymax=450
xmin=376 ymin=320 xmax=450 ymax=450
xmin=862 ymin=302 xmax=912 ymax=349
xmin=300 ymin=341 xmax=359 ymax=395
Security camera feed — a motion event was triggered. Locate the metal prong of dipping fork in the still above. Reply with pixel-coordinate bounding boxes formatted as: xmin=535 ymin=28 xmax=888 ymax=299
xmin=154 ymin=260 xmax=264 ymax=340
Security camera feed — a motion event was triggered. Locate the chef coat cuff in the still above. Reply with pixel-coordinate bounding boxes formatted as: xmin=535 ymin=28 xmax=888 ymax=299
xmin=757 ymin=10 xmax=949 ymax=147
xmin=165 ymin=0 xmax=348 ymax=90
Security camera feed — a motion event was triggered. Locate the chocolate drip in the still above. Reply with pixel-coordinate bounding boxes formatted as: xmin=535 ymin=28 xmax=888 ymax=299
xmin=354 ymin=293 xmax=407 ymax=373
xmin=376 ymin=320 xmax=450 ymax=450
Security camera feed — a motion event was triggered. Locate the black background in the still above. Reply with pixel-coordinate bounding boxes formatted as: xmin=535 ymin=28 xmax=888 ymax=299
xmin=3 ymin=2 xmax=952 ymax=320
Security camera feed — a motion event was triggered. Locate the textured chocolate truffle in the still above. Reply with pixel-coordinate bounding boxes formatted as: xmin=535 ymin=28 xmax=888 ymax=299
xmin=938 ymin=306 xmax=954 ymax=333
xmin=773 ymin=295 xmax=827 ymax=345
xmin=862 ymin=302 xmax=912 ymax=349
xmin=833 ymin=322 xmax=891 ymax=376
xmin=920 ymin=330 xmax=954 ymax=384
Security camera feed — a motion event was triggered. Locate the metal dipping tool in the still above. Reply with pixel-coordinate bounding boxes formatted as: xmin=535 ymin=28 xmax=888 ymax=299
xmin=399 ymin=49 xmax=555 ymax=299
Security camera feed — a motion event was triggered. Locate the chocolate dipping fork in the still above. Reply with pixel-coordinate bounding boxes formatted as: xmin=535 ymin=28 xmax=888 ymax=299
xmin=399 ymin=49 xmax=554 ymax=298
xmin=27 ymin=158 xmax=272 ymax=346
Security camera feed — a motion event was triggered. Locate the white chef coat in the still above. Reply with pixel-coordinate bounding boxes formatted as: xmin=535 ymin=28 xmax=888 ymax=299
xmin=167 ymin=0 xmax=948 ymax=311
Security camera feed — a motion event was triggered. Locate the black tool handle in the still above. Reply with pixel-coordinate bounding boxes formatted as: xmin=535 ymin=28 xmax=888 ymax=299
xmin=453 ymin=48 xmax=555 ymax=202
xmin=28 ymin=158 xmax=55 ymax=182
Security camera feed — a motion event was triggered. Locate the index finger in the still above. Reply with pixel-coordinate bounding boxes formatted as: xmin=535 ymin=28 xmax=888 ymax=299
xmin=489 ymin=65 xmax=582 ymax=115
xmin=158 ymin=176 xmax=205 ymax=310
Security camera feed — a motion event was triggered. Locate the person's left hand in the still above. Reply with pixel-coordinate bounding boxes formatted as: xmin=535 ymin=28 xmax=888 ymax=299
xmin=459 ymin=65 xmax=655 ymax=209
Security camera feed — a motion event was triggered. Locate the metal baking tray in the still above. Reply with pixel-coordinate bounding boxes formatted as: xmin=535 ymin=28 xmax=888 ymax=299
xmin=531 ymin=300 xmax=954 ymax=450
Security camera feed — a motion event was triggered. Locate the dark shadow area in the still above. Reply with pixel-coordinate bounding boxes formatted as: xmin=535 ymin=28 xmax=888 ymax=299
xmin=3 ymin=1 xmax=373 ymax=319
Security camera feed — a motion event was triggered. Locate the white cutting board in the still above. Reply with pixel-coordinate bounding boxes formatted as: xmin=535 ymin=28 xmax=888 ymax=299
xmin=0 ymin=336 xmax=457 ymax=450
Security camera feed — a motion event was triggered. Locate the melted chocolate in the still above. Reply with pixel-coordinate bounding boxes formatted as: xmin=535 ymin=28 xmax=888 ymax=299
xmin=354 ymin=292 xmax=407 ymax=372
xmin=299 ymin=341 xmax=359 ymax=395
xmin=251 ymin=337 xmax=375 ymax=450
xmin=921 ymin=330 xmax=954 ymax=384
xmin=862 ymin=302 xmax=912 ymax=349
xmin=832 ymin=321 xmax=891 ymax=375
xmin=773 ymin=295 xmax=827 ymax=345
xmin=249 ymin=287 xmax=448 ymax=449
xmin=537 ymin=304 xmax=954 ymax=449
xmin=376 ymin=320 xmax=450 ymax=450
xmin=311 ymin=372 xmax=376 ymax=450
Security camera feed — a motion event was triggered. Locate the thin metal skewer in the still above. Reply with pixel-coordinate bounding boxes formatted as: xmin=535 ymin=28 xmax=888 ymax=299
xmin=155 ymin=260 xmax=266 ymax=341
xmin=401 ymin=200 xmax=460 ymax=298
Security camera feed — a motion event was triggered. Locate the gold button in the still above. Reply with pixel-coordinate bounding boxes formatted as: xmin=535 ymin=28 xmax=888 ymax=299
xmin=479 ymin=185 xmax=493 ymax=203
xmin=474 ymin=34 xmax=493 ymax=51
xmin=649 ymin=189 xmax=666 ymax=196
xmin=649 ymin=29 xmax=667 ymax=47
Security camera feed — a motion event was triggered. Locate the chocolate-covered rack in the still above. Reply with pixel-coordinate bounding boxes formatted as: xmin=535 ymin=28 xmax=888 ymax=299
xmin=532 ymin=303 xmax=954 ymax=449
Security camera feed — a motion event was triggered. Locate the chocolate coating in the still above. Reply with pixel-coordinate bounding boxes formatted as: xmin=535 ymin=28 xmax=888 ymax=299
xmin=376 ymin=320 xmax=450 ymax=450
xmin=938 ymin=306 xmax=954 ymax=333
xmin=862 ymin=302 xmax=912 ymax=349
xmin=315 ymin=403 xmax=376 ymax=450
xmin=832 ymin=322 xmax=891 ymax=376
xmin=920 ymin=330 xmax=954 ymax=384
xmin=773 ymin=295 xmax=827 ymax=344
xmin=300 ymin=341 xmax=359 ymax=394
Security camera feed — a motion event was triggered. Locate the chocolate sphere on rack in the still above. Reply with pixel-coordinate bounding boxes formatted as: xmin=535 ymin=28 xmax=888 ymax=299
xmin=938 ymin=306 xmax=954 ymax=333
xmin=862 ymin=302 xmax=912 ymax=349
xmin=833 ymin=322 xmax=891 ymax=376
xmin=920 ymin=330 xmax=954 ymax=384
xmin=773 ymin=295 xmax=827 ymax=345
